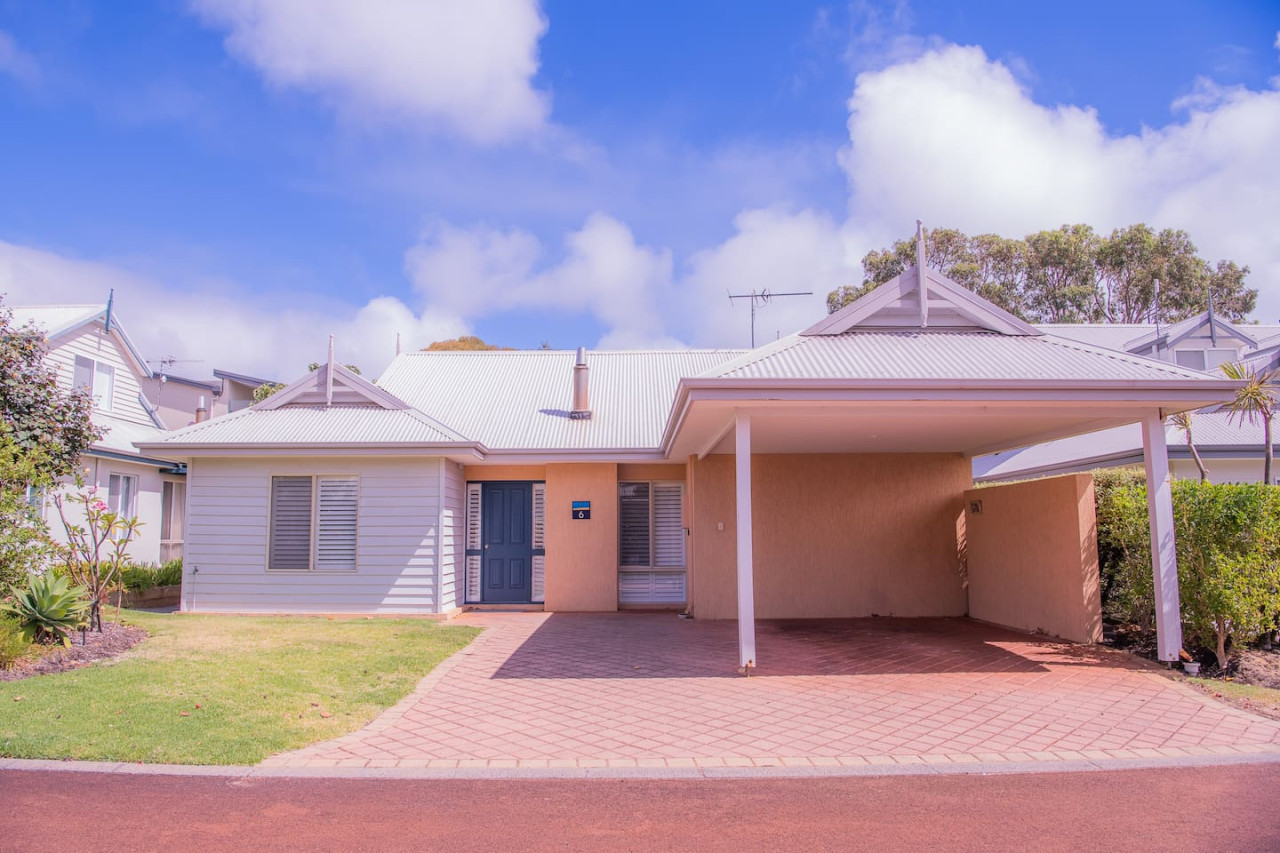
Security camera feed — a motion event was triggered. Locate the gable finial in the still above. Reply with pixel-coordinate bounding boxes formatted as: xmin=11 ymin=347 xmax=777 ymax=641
xmin=916 ymin=220 xmax=928 ymax=327
xmin=326 ymin=334 xmax=335 ymax=407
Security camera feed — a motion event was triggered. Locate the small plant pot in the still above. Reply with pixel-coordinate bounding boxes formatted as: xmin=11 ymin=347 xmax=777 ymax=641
xmin=1182 ymin=662 xmax=1201 ymax=676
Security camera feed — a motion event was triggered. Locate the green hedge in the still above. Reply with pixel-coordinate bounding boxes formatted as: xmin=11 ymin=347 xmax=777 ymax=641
xmin=1094 ymin=469 xmax=1280 ymax=668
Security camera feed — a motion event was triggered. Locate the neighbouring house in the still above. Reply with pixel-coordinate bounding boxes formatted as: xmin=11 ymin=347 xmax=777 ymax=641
xmin=975 ymin=311 xmax=1280 ymax=484
xmin=10 ymin=304 xmax=188 ymax=564
xmin=141 ymin=368 xmax=278 ymax=429
xmin=137 ymin=259 xmax=1242 ymax=668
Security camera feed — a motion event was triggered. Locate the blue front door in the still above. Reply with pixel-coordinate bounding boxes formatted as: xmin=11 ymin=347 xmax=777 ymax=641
xmin=481 ymin=482 xmax=533 ymax=603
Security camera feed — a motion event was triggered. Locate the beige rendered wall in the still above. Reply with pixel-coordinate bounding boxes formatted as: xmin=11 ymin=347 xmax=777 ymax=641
xmin=689 ymin=453 xmax=970 ymax=620
xmin=964 ymin=473 xmax=1102 ymax=643
xmin=544 ymin=463 xmax=619 ymax=611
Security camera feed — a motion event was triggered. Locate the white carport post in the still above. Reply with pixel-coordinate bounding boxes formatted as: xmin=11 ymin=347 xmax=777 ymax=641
xmin=1141 ymin=411 xmax=1183 ymax=662
xmin=735 ymin=412 xmax=757 ymax=671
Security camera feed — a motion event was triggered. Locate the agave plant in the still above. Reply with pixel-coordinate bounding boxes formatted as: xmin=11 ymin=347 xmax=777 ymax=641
xmin=1 ymin=572 xmax=90 ymax=646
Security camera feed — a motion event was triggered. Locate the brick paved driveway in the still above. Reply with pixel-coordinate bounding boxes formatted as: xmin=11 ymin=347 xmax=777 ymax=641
xmin=268 ymin=612 xmax=1280 ymax=770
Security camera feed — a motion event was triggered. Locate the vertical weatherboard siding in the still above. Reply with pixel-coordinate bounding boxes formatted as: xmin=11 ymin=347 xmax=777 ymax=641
xmin=183 ymin=456 xmax=445 ymax=613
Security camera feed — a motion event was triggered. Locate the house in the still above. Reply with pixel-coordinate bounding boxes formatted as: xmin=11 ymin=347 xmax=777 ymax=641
xmin=976 ymin=311 xmax=1280 ymax=484
xmin=141 ymin=368 xmax=277 ymax=430
xmin=9 ymin=304 xmax=188 ymax=565
xmin=137 ymin=256 xmax=1242 ymax=668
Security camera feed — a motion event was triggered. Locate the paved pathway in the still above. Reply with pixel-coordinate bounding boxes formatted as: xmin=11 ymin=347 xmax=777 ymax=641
xmin=265 ymin=612 xmax=1280 ymax=771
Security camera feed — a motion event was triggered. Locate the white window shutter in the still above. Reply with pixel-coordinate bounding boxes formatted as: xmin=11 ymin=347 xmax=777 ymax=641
xmin=270 ymin=476 xmax=313 ymax=570
xmin=652 ymin=483 xmax=685 ymax=569
xmin=315 ymin=477 xmax=358 ymax=571
xmin=465 ymin=482 xmax=482 ymax=603
xmin=531 ymin=483 xmax=546 ymax=603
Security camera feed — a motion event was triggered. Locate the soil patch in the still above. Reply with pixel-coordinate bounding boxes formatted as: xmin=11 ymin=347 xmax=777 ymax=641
xmin=0 ymin=622 xmax=147 ymax=682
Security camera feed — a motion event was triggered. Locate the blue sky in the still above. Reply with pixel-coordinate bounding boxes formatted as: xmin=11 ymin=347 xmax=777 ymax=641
xmin=1 ymin=1 xmax=1278 ymax=378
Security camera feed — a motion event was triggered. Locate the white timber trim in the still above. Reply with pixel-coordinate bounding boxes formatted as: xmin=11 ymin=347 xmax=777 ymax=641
xmin=735 ymin=411 xmax=756 ymax=671
xmin=1142 ymin=411 xmax=1183 ymax=661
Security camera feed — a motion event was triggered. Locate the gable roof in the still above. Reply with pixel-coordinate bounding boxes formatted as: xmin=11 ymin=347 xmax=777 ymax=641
xmin=699 ymin=327 xmax=1220 ymax=384
xmin=140 ymin=405 xmax=472 ymax=450
xmin=257 ymin=362 xmax=418 ymax=414
xmin=8 ymin=303 xmax=152 ymax=378
xmin=378 ymin=349 xmax=743 ymax=452
xmin=1123 ymin=310 xmax=1259 ymax=352
xmin=803 ymin=264 xmax=1040 ymax=337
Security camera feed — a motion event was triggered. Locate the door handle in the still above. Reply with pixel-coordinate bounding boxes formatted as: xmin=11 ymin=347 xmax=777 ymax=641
xmin=484 ymin=545 xmax=489 ymax=550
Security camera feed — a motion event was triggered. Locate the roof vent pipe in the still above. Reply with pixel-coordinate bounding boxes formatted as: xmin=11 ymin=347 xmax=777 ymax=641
xmin=195 ymin=395 xmax=209 ymax=423
xmin=569 ymin=347 xmax=592 ymax=420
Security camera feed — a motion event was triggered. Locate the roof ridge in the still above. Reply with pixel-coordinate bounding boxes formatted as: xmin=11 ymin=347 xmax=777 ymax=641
xmin=1038 ymin=333 xmax=1219 ymax=380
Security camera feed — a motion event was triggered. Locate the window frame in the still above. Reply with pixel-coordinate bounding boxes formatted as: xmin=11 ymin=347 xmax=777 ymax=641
xmin=266 ymin=474 xmax=361 ymax=573
xmin=73 ymin=355 xmax=116 ymax=412
xmin=618 ymin=480 xmax=686 ymax=572
xmin=107 ymin=472 xmax=138 ymax=518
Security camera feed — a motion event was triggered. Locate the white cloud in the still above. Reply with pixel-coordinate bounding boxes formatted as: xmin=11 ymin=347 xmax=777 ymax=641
xmin=191 ymin=0 xmax=549 ymax=143
xmin=0 ymin=29 xmax=39 ymax=84
xmin=406 ymin=213 xmax=681 ymax=348
xmin=839 ymin=42 xmax=1280 ymax=319
xmin=0 ymin=242 xmax=464 ymax=380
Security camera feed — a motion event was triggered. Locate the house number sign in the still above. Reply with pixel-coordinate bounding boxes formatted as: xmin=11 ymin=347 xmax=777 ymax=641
xmin=571 ymin=500 xmax=591 ymax=520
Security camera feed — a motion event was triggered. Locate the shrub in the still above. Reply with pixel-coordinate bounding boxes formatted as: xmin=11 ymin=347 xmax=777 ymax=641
xmin=1095 ymin=473 xmax=1280 ymax=669
xmin=2 ymin=572 xmax=90 ymax=646
xmin=120 ymin=564 xmax=159 ymax=593
xmin=0 ymin=615 xmax=30 ymax=669
xmin=155 ymin=558 xmax=183 ymax=587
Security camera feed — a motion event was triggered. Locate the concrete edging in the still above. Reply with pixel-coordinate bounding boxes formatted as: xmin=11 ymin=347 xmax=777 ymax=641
xmin=3 ymin=749 xmax=1279 ymax=782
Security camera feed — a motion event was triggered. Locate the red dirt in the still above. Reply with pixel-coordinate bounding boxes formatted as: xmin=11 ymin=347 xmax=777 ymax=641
xmin=1 ymin=764 xmax=1277 ymax=852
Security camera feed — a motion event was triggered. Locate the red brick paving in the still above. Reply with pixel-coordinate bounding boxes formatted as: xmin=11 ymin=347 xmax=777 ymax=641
xmin=266 ymin=612 xmax=1280 ymax=769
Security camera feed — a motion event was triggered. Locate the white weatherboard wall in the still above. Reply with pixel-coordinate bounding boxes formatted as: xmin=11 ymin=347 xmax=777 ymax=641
xmin=439 ymin=460 xmax=466 ymax=612
xmin=182 ymin=456 xmax=445 ymax=613
xmin=47 ymin=324 xmax=151 ymax=428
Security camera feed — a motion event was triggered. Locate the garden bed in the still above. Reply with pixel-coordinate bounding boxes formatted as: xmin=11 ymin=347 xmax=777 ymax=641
xmin=116 ymin=584 xmax=181 ymax=610
xmin=0 ymin=622 xmax=147 ymax=682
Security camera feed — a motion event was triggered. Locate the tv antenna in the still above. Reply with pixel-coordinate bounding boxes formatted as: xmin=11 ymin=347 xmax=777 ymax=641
xmin=727 ymin=289 xmax=813 ymax=348
xmin=149 ymin=356 xmax=204 ymax=373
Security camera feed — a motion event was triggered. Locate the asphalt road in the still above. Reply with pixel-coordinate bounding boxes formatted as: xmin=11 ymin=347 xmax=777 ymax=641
xmin=2 ymin=764 xmax=1278 ymax=852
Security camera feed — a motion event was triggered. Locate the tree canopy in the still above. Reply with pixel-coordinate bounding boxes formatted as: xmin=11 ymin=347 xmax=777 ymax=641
xmin=827 ymin=223 xmax=1255 ymax=324
xmin=0 ymin=300 xmax=101 ymax=481
xmin=422 ymin=335 xmax=513 ymax=351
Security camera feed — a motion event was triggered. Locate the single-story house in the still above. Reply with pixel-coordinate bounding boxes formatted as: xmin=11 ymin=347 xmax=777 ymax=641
xmin=137 ymin=257 xmax=1242 ymax=668
xmin=10 ymin=304 xmax=187 ymax=564
xmin=976 ymin=311 xmax=1280 ymax=484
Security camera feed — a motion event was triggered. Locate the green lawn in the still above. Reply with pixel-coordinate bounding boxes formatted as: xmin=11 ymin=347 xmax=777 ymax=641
xmin=0 ymin=611 xmax=478 ymax=765
xmin=1186 ymin=676 xmax=1280 ymax=722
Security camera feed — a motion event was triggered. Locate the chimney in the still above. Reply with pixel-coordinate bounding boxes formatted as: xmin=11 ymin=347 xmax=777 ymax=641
xmin=569 ymin=347 xmax=592 ymax=420
xmin=195 ymin=395 xmax=209 ymax=423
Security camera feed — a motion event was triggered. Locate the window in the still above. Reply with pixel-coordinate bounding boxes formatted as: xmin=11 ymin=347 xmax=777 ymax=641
xmin=160 ymin=481 xmax=186 ymax=563
xmin=73 ymin=356 xmax=116 ymax=412
xmin=269 ymin=475 xmax=359 ymax=571
xmin=618 ymin=481 xmax=686 ymax=605
xmin=1173 ymin=348 xmax=1238 ymax=372
xmin=107 ymin=473 xmax=137 ymax=518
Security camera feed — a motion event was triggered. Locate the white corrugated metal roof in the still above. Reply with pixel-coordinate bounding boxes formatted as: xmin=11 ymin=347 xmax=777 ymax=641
xmin=144 ymin=405 xmax=467 ymax=447
xmin=378 ymin=350 xmax=744 ymax=450
xmin=974 ymin=410 xmax=1276 ymax=481
xmin=90 ymin=413 xmax=171 ymax=458
xmin=8 ymin=304 xmax=105 ymax=336
xmin=700 ymin=330 xmax=1216 ymax=383
xmin=1041 ymin=321 xmax=1280 ymax=353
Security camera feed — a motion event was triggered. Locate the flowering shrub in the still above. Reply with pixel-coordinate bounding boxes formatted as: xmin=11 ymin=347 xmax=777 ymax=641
xmin=53 ymin=484 xmax=141 ymax=632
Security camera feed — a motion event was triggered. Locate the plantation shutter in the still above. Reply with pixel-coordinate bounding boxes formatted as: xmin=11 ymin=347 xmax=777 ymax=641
xmin=617 ymin=481 xmax=686 ymax=606
xmin=315 ymin=477 xmax=359 ymax=571
xmin=652 ymin=484 xmax=685 ymax=568
xmin=269 ymin=476 xmax=313 ymax=570
xmin=618 ymin=482 xmax=651 ymax=567
xmin=465 ymin=482 xmax=482 ymax=603
xmin=531 ymin=482 xmax=546 ymax=603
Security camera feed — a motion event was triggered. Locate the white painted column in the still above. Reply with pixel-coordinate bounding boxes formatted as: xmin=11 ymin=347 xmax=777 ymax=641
xmin=735 ymin=412 xmax=757 ymax=671
xmin=1141 ymin=411 xmax=1183 ymax=661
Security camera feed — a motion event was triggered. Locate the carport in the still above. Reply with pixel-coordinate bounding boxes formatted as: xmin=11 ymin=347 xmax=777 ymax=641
xmin=661 ymin=258 xmax=1241 ymax=670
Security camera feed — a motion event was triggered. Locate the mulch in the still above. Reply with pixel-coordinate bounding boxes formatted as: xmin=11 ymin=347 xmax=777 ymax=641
xmin=0 ymin=622 xmax=148 ymax=682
